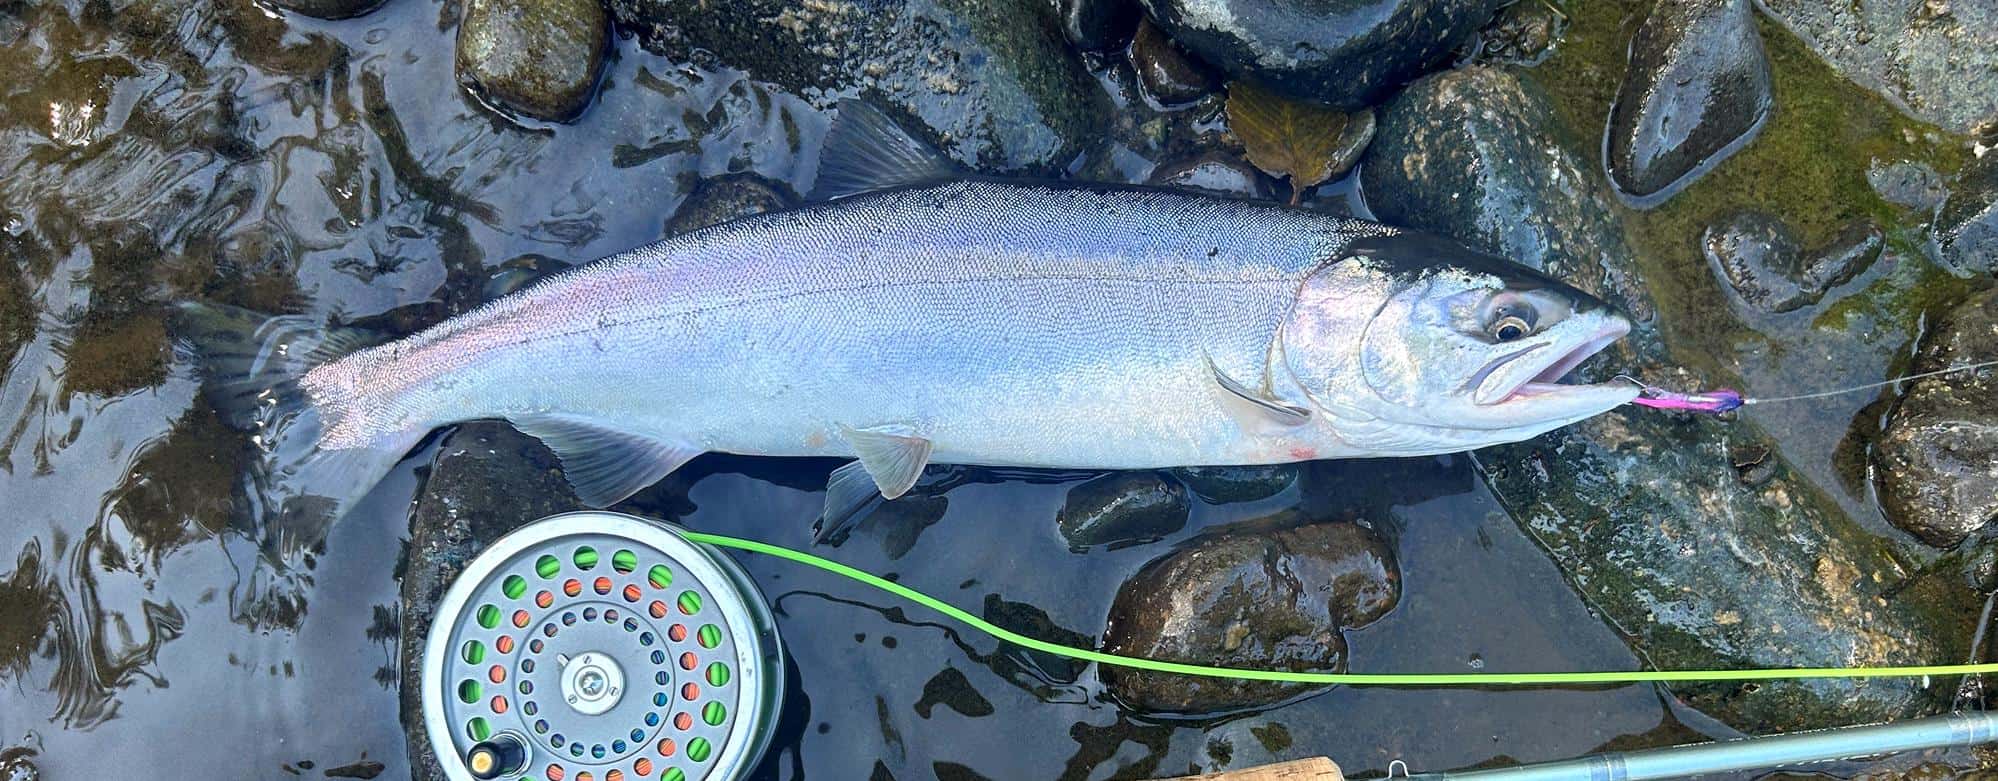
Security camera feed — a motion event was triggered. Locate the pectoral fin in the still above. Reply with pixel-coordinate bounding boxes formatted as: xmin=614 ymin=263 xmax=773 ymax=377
xmin=510 ymin=414 xmax=704 ymax=507
xmin=1211 ymin=360 xmax=1311 ymax=426
xmin=838 ymin=424 xmax=933 ymax=499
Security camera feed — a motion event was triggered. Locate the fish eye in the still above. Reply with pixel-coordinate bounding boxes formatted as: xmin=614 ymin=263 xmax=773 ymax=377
xmin=1490 ymin=315 xmax=1530 ymax=342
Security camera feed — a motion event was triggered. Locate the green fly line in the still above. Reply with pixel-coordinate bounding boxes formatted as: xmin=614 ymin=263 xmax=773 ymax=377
xmin=684 ymin=531 xmax=1998 ymax=686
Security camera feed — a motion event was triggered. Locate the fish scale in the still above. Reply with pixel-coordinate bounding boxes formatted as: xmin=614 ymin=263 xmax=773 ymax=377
xmin=311 ymin=180 xmax=1381 ymax=468
xmin=180 ymin=162 xmax=1635 ymax=533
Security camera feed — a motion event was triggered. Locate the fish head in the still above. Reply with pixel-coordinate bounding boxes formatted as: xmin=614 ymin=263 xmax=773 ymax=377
xmin=1282 ymin=232 xmax=1639 ymax=452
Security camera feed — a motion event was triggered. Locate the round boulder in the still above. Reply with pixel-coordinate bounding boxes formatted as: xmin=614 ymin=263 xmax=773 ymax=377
xmin=1932 ymin=154 xmax=1998 ymax=276
xmin=666 ymin=174 xmax=796 ymax=237
xmin=1701 ymin=211 xmax=1881 ymax=314
xmin=1137 ymin=0 xmax=1505 ymax=108
xmin=269 ymin=0 xmax=388 ymax=20
xmin=1056 ymin=472 xmax=1191 ymax=551
xmin=1146 ymin=153 xmax=1270 ymax=199
xmin=1604 ymin=0 xmax=1771 ymax=206
xmin=455 ymin=0 xmax=609 ymax=122
xmin=1099 ymin=518 xmax=1398 ymax=713
xmin=1875 ymin=290 xmax=1998 ymax=548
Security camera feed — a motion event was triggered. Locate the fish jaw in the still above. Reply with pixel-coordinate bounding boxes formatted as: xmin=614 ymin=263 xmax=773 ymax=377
xmin=1468 ymin=314 xmax=1639 ymax=428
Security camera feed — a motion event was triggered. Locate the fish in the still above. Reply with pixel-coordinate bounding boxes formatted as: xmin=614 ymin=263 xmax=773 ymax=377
xmin=177 ymin=102 xmax=1639 ymax=539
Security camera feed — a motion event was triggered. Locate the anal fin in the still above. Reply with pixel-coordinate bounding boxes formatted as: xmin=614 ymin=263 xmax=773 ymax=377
xmin=510 ymin=414 xmax=703 ymax=507
xmin=814 ymin=460 xmax=885 ymax=546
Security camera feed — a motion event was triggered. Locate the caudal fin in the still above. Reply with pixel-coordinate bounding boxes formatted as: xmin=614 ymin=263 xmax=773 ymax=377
xmin=173 ymin=303 xmax=417 ymax=625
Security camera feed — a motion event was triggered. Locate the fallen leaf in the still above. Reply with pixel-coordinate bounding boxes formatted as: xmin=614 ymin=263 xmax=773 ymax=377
xmin=1226 ymin=81 xmax=1376 ymax=204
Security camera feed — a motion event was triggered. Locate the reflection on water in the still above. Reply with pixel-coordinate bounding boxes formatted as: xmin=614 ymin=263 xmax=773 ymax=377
xmin=0 ymin=0 xmax=1981 ymax=777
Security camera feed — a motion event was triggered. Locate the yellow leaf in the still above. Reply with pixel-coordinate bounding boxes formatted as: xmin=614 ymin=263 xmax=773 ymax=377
xmin=1226 ymin=81 xmax=1375 ymax=199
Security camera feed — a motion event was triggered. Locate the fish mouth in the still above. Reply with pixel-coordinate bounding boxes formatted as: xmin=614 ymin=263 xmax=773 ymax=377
xmin=1476 ymin=318 xmax=1633 ymax=407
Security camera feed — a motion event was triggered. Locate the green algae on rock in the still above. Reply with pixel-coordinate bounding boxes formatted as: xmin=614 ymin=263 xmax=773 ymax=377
xmin=1356 ymin=42 xmax=1978 ymax=731
xmin=1754 ymin=0 xmax=1998 ymax=136
xmin=1481 ymin=408 xmax=1976 ymax=731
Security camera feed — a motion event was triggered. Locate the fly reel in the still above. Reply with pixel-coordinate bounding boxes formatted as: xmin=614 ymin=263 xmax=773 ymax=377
xmin=422 ymin=512 xmax=783 ymax=781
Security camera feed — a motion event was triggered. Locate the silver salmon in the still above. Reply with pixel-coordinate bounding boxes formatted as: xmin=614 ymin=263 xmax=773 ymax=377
xmin=180 ymin=104 xmax=1638 ymax=534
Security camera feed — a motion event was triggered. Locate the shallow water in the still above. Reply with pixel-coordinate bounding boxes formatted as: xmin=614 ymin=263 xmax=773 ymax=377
xmin=0 ymin=0 xmax=1986 ymax=778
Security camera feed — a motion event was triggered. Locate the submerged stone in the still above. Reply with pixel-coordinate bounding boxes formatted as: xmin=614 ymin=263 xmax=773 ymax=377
xmin=1755 ymin=0 xmax=1998 ymax=135
xmin=1460 ymin=0 xmax=1566 ymax=66
xmin=1605 ymin=0 xmax=1772 ymax=206
xmin=1702 ymin=211 xmax=1881 ymax=313
xmin=399 ymin=423 xmax=581 ymax=781
xmin=1361 ymin=66 xmax=1652 ymax=323
xmin=1129 ymin=18 xmax=1219 ymax=107
xmin=1054 ymin=0 xmax=1140 ymax=51
xmin=1146 ymin=153 xmax=1269 ymax=199
xmin=666 ymin=174 xmax=796 ymax=237
xmin=608 ymin=0 xmax=1108 ymax=173
xmin=1875 ymin=290 xmax=1998 ymax=549
xmin=1168 ymin=464 xmax=1297 ymax=504
xmin=1100 ymin=517 xmax=1398 ymax=713
xmin=1867 ymin=159 xmax=1947 ymax=213
xmin=1932 ymin=154 xmax=1998 ymax=276
xmin=268 ymin=0 xmax=386 ymax=20
xmin=1136 ymin=0 xmax=1504 ymax=108
xmin=1056 ymin=472 xmax=1190 ymax=550
xmin=455 ymin=0 xmax=608 ymax=122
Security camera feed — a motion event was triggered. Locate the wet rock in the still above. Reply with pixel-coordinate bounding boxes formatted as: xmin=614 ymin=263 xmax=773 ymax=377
xmin=1754 ymin=0 xmax=1998 ymax=135
xmin=1366 ymin=67 xmax=1973 ymax=732
xmin=479 ymin=254 xmax=574 ymax=300
xmin=1100 ymin=518 xmax=1398 ymax=713
xmin=1137 ymin=0 xmax=1505 ymax=108
xmin=1868 ymin=159 xmax=1947 ymax=213
xmin=982 ymin=594 xmax=1094 ymax=686
xmin=1167 ymin=464 xmax=1297 ymax=503
xmin=455 ymin=0 xmax=608 ymax=122
xmin=1360 ymin=66 xmax=1652 ymax=323
xmin=1932 ymin=154 xmax=1998 ymax=276
xmin=666 ymin=174 xmax=796 ymax=237
xmin=1146 ymin=153 xmax=1269 ymax=199
xmin=398 ymin=422 xmax=580 ymax=781
xmin=1461 ymin=0 xmax=1566 ymax=66
xmin=1056 ymin=472 xmax=1190 ymax=550
xmin=268 ymin=0 xmax=386 ymax=20
xmin=0 ymin=743 xmax=39 ymax=781
xmin=1130 ymin=18 xmax=1219 ymax=107
xmin=608 ymin=0 xmax=1108 ymax=173
xmin=1875 ymin=291 xmax=1998 ymax=548
xmin=1482 ymin=379 xmax=1977 ymax=731
xmin=1054 ymin=0 xmax=1140 ymax=51
xmin=1702 ymin=212 xmax=1882 ymax=313
xmin=1605 ymin=0 xmax=1771 ymax=206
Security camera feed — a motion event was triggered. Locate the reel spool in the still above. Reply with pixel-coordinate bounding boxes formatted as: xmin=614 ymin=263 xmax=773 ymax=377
xmin=422 ymin=512 xmax=783 ymax=781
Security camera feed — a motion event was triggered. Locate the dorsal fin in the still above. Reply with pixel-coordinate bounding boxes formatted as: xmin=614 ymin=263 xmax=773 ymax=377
xmin=809 ymin=100 xmax=958 ymax=200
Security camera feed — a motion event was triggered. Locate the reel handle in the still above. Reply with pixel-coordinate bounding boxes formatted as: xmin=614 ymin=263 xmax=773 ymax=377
xmin=467 ymin=734 xmax=528 ymax=779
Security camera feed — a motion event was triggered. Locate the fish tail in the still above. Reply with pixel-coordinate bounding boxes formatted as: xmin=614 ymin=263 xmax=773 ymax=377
xmin=172 ymin=302 xmax=418 ymax=550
